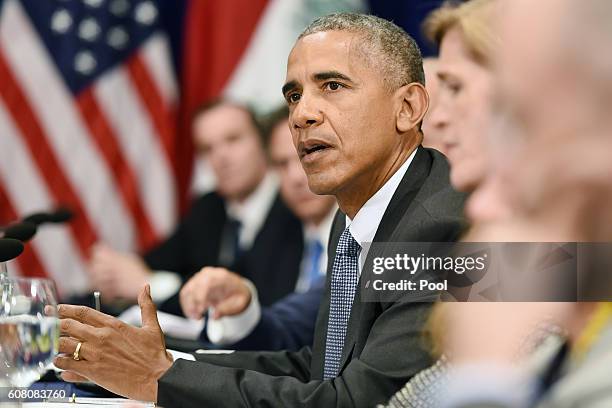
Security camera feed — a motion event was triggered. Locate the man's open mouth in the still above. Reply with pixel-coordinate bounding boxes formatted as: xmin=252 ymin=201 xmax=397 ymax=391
xmin=299 ymin=140 xmax=332 ymax=159
xmin=304 ymin=144 xmax=329 ymax=155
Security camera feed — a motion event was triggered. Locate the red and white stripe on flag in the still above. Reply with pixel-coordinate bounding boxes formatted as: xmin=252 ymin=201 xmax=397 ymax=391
xmin=0 ymin=0 xmax=179 ymax=295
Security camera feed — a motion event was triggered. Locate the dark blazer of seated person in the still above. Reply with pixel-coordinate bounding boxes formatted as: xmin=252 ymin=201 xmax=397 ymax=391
xmin=200 ymin=276 xmax=326 ymax=351
xmin=144 ymin=190 xmax=304 ymax=315
xmin=157 ymin=148 xmax=467 ymax=408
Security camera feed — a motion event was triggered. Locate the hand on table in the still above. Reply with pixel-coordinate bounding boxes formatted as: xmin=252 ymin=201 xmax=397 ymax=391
xmin=88 ymin=243 xmax=152 ymax=302
xmin=179 ymin=267 xmax=252 ymax=320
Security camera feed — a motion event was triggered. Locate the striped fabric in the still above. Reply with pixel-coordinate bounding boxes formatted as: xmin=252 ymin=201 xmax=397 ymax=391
xmin=0 ymin=0 xmax=178 ymax=294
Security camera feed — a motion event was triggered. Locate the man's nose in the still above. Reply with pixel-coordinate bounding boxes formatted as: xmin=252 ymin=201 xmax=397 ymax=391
xmin=291 ymin=93 xmax=323 ymax=129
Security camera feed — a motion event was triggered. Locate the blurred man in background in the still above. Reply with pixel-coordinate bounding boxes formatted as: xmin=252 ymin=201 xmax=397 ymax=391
xmin=180 ymin=106 xmax=337 ymax=350
xmin=88 ymin=100 xmax=304 ymax=312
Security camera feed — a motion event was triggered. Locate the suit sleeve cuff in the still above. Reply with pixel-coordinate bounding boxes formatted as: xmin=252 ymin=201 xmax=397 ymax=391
xmin=206 ymin=279 xmax=261 ymax=345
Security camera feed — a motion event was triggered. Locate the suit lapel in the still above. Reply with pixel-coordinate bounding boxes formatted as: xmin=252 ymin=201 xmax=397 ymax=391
xmin=371 ymin=147 xmax=432 ymax=244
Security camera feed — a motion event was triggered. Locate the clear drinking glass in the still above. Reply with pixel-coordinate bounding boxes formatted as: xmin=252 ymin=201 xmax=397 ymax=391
xmin=0 ymin=277 xmax=60 ymax=391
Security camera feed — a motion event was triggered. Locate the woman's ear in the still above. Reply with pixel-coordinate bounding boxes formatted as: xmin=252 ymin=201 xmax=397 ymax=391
xmin=396 ymin=82 xmax=429 ymax=133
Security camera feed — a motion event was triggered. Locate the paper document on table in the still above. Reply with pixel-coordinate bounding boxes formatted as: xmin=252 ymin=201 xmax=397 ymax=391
xmin=118 ymin=306 xmax=205 ymax=340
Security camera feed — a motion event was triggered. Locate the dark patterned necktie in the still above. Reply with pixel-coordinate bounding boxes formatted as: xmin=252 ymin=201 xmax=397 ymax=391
xmin=218 ymin=217 xmax=242 ymax=268
xmin=323 ymin=227 xmax=361 ymax=379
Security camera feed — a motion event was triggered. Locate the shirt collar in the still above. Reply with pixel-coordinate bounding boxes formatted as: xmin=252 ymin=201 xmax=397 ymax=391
xmin=226 ymin=172 xmax=279 ymax=248
xmin=346 ymin=147 xmax=418 ymax=247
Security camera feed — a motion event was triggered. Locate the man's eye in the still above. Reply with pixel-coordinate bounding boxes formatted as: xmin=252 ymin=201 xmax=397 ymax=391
xmin=324 ymin=82 xmax=343 ymax=91
xmin=287 ymin=93 xmax=301 ymax=104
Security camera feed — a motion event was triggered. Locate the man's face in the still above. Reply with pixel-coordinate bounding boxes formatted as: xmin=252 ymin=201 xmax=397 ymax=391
xmin=494 ymin=0 xmax=604 ymax=150
xmin=429 ymin=28 xmax=494 ymax=193
xmin=193 ymin=104 xmax=268 ymax=201
xmin=494 ymin=0 xmax=569 ymax=147
xmin=283 ymin=31 xmax=401 ymax=197
xmin=269 ymin=119 xmax=336 ymax=225
xmin=470 ymin=0 xmax=612 ymax=232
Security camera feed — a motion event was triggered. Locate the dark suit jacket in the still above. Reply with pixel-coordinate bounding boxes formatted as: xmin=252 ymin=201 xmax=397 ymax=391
xmin=157 ymin=147 xmax=467 ymax=407
xmin=144 ymin=191 xmax=304 ymax=311
xmin=200 ymin=276 xmax=326 ymax=351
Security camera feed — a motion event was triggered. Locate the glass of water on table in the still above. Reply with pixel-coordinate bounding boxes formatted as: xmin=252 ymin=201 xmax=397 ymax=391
xmin=0 ymin=277 xmax=59 ymax=404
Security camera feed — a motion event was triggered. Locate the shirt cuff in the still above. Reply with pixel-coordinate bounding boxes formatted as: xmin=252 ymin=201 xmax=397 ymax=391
xmin=206 ymin=279 xmax=261 ymax=345
xmin=168 ymin=349 xmax=196 ymax=362
xmin=148 ymin=271 xmax=182 ymax=303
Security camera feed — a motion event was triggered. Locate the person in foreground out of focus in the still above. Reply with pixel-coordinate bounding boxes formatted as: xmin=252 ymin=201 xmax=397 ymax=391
xmin=420 ymin=57 xmax=448 ymax=155
xmin=379 ymin=1 xmax=503 ymax=406
xmin=439 ymin=0 xmax=612 ymax=406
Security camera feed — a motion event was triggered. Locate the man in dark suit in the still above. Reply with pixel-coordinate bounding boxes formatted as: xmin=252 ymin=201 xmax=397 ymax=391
xmin=55 ymin=13 xmax=465 ymax=407
xmin=88 ymin=100 xmax=304 ymax=310
xmin=178 ymin=106 xmax=336 ymax=351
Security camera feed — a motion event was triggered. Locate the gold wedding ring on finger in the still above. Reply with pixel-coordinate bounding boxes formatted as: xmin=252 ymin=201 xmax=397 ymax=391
xmin=73 ymin=341 xmax=83 ymax=361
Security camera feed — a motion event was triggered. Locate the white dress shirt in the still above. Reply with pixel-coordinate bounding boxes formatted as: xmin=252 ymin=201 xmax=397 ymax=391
xmin=225 ymin=172 xmax=279 ymax=249
xmin=148 ymin=172 xmax=279 ymax=303
xmin=347 ymin=148 xmax=417 ymax=273
xmin=206 ymin=148 xmax=418 ymax=346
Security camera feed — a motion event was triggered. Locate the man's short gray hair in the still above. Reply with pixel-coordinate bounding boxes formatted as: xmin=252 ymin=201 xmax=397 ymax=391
xmin=299 ymin=13 xmax=425 ymax=90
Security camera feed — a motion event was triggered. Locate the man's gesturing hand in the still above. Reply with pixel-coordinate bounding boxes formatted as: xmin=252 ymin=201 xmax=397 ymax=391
xmin=179 ymin=267 xmax=252 ymax=320
xmin=54 ymin=285 xmax=173 ymax=402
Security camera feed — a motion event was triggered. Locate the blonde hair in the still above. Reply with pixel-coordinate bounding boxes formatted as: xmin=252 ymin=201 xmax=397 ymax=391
xmin=424 ymin=0 xmax=499 ymax=66
xmin=422 ymin=303 xmax=449 ymax=359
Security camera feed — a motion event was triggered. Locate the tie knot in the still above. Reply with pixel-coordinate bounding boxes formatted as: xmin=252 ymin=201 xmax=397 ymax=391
xmin=308 ymin=239 xmax=324 ymax=254
xmin=337 ymin=227 xmax=361 ymax=257
xmin=227 ymin=217 xmax=242 ymax=230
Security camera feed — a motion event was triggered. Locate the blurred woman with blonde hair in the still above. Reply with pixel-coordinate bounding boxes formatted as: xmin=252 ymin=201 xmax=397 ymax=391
xmin=379 ymin=1 xmax=501 ymax=406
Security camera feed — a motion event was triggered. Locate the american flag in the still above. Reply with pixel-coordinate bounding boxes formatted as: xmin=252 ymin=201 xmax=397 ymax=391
xmin=0 ymin=0 xmax=180 ymax=295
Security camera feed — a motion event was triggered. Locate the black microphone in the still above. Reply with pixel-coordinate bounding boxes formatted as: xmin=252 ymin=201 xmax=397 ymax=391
xmin=22 ymin=207 xmax=73 ymax=226
xmin=0 ymin=238 xmax=24 ymax=263
xmin=1 ymin=222 xmax=38 ymax=242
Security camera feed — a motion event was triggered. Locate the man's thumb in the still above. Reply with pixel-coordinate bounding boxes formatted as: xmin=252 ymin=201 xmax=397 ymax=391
xmin=138 ymin=284 xmax=160 ymax=329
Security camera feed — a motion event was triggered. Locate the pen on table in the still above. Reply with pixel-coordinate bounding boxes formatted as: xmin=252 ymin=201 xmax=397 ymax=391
xmin=94 ymin=291 xmax=101 ymax=312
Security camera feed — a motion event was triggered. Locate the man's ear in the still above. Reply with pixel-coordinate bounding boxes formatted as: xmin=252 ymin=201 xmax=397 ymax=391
xmin=395 ymin=83 xmax=429 ymax=133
